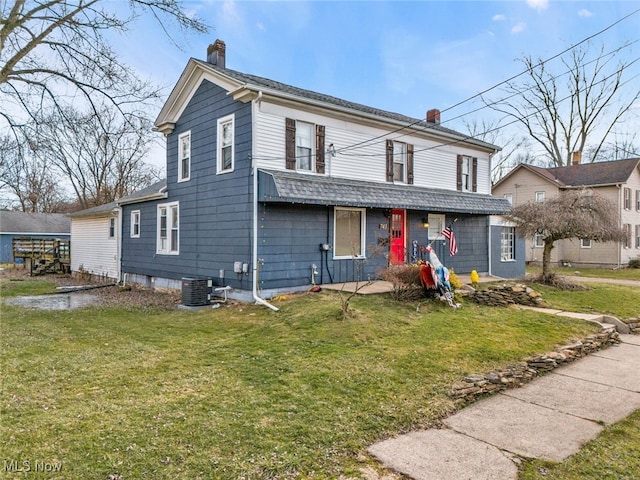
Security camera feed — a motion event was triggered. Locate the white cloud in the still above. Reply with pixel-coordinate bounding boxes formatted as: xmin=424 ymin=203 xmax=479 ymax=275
xmin=493 ymin=14 xmax=506 ymax=21
xmin=526 ymin=0 xmax=549 ymax=11
xmin=578 ymin=9 xmax=593 ymax=18
xmin=511 ymin=22 xmax=526 ymax=34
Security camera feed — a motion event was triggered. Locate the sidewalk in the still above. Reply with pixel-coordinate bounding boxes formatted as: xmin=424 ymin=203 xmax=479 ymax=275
xmin=369 ymin=331 xmax=640 ymax=480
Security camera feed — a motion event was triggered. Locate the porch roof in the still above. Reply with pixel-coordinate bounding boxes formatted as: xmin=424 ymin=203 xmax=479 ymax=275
xmin=258 ymin=169 xmax=511 ymax=215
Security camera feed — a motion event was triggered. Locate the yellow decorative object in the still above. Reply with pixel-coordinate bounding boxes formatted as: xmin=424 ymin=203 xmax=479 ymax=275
xmin=448 ymin=268 xmax=462 ymax=289
xmin=470 ymin=270 xmax=479 ymax=287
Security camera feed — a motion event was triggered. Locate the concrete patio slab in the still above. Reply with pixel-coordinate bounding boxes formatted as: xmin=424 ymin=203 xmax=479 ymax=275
xmin=502 ymin=372 xmax=640 ymax=425
xmin=443 ymin=394 xmax=603 ymax=462
xmin=368 ymin=429 xmax=518 ymax=480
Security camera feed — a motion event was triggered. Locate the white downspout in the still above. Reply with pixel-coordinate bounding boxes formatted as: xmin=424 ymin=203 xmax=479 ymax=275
xmin=251 ymin=92 xmax=279 ymax=311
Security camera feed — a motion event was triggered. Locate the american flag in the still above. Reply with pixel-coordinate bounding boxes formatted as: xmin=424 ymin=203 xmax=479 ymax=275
xmin=441 ymin=226 xmax=458 ymax=256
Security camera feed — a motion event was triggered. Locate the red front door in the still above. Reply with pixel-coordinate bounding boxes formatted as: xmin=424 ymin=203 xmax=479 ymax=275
xmin=390 ymin=209 xmax=406 ymax=265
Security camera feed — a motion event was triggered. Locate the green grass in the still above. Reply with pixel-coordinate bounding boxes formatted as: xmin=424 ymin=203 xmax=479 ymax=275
xmin=527 ymin=265 xmax=640 ymax=281
xmin=533 ymin=283 xmax=640 ymax=319
xmin=0 ymin=278 xmax=606 ymax=479
xmin=519 ymin=410 xmax=640 ymax=480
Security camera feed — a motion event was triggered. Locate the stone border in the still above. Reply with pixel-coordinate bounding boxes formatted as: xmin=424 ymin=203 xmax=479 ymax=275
xmin=449 ymin=325 xmax=620 ymax=403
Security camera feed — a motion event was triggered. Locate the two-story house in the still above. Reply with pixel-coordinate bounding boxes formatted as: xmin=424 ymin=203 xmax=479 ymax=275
xmin=116 ymin=40 xmax=519 ymax=303
xmin=492 ymin=157 xmax=640 ymax=268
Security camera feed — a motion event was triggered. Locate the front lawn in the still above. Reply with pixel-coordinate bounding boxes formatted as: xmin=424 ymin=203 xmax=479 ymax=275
xmin=0 ymin=277 xmax=604 ymax=479
xmin=527 ymin=265 xmax=640 ymax=282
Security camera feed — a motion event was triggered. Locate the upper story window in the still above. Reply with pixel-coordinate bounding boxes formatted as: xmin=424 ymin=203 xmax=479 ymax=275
xmin=131 ymin=210 xmax=140 ymax=238
xmin=296 ymin=121 xmax=313 ymax=171
xmin=109 ymin=217 xmax=116 ymax=238
xmin=623 ymin=187 xmax=631 ymax=210
xmin=217 ymin=114 xmax=234 ymax=174
xmin=386 ymin=140 xmax=413 ymax=184
xmin=503 ymin=193 xmax=513 ymax=205
xmin=178 ymin=131 xmax=191 ymax=182
xmin=157 ymin=202 xmax=179 ymax=255
xmin=456 ymin=155 xmax=477 ymax=192
xmin=535 ymin=191 xmax=545 ymax=203
xmin=285 ymin=118 xmax=325 ymax=174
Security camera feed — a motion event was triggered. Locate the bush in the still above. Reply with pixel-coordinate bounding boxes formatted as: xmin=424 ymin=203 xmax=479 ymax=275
xmin=629 ymin=257 xmax=640 ymax=269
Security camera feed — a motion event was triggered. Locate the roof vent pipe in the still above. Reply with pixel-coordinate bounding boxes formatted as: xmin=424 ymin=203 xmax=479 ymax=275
xmin=207 ymin=39 xmax=226 ymax=68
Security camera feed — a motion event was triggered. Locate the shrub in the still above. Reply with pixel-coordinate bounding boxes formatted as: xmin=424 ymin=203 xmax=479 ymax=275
xmin=629 ymin=257 xmax=640 ymax=269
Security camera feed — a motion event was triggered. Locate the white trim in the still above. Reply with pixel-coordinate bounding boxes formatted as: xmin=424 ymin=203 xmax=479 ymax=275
xmin=333 ymin=207 xmax=366 ymax=259
xmin=156 ymin=202 xmax=180 ymax=255
xmin=427 ymin=214 xmax=445 ymax=240
xmin=178 ymin=131 xmax=191 ymax=183
xmin=580 ymin=238 xmax=592 ymax=249
xmin=217 ymin=114 xmax=235 ymax=174
xmin=130 ymin=210 xmax=140 ymax=238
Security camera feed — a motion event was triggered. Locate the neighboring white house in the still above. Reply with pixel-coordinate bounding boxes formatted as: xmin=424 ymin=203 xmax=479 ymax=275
xmin=69 ymin=202 xmax=120 ymax=280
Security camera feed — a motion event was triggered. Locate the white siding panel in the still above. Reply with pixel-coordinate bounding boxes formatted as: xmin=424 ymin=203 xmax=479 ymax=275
xmin=254 ymin=101 xmax=494 ymax=193
xmin=71 ymin=215 xmax=119 ymax=279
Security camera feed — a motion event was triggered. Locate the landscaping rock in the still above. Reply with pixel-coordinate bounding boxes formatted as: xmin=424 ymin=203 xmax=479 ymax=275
xmin=449 ymin=326 xmax=620 ymax=403
xmin=468 ymin=284 xmax=547 ymax=307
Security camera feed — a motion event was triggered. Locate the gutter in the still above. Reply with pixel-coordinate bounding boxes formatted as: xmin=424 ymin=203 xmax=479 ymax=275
xmin=251 ymin=93 xmax=279 ymax=312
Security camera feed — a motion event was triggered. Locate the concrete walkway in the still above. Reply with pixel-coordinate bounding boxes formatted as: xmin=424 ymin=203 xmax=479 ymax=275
xmin=369 ymin=329 xmax=640 ymax=479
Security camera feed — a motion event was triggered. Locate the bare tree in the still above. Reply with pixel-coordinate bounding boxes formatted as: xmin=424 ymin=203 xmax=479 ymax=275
xmin=504 ymin=190 xmax=626 ymax=283
xmin=0 ymin=135 xmax=67 ymax=212
xmin=35 ymin=104 xmax=161 ymax=209
xmin=1 ymin=0 xmax=207 ymax=136
xmin=462 ymin=117 xmax=533 ymax=183
xmin=484 ymin=43 xmax=640 ymax=167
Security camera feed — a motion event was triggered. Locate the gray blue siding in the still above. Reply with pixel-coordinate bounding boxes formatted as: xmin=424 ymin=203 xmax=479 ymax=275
xmin=490 ymin=225 xmax=526 ymax=278
xmin=121 ymin=79 xmax=254 ymax=289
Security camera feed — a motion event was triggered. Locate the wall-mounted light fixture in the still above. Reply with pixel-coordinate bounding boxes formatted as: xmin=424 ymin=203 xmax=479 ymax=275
xmin=422 ymin=218 xmax=430 ymax=229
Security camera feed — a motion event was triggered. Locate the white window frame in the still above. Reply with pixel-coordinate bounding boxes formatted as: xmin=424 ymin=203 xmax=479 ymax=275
xmin=393 ymin=141 xmax=407 ymax=184
xmin=636 ymin=225 xmax=640 ymax=249
xmin=109 ymin=217 xmax=116 ymax=238
xmin=580 ymin=238 xmax=591 ymax=249
xmin=178 ymin=131 xmax=191 ymax=182
xmin=461 ymin=156 xmax=471 ymax=192
xmin=131 ymin=210 xmax=140 ymax=238
xmin=503 ymin=193 xmax=513 ymax=205
xmin=535 ymin=191 xmax=545 ymax=203
xmin=333 ymin=207 xmax=366 ymax=259
xmin=295 ymin=121 xmax=314 ymax=172
xmin=217 ymin=114 xmax=235 ymax=174
xmin=501 ymin=226 xmax=515 ymax=262
xmin=636 ymin=190 xmax=640 ymax=211
xmin=623 ymin=187 xmax=631 ymax=210
xmin=533 ymin=232 xmax=544 ymax=248
xmin=157 ymin=202 xmax=180 ymax=255
xmin=427 ymin=214 xmax=445 ymax=240
xmin=623 ymin=223 xmax=631 ymax=249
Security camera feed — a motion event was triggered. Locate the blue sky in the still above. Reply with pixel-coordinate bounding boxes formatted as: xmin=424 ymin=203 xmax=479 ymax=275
xmin=112 ymin=0 xmax=640 ymax=163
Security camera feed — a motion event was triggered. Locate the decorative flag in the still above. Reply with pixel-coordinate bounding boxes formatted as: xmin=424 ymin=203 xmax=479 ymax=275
xmin=441 ymin=226 xmax=458 ymax=256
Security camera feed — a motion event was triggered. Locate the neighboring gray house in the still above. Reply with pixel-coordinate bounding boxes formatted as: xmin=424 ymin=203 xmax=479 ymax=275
xmin=118 ymin=40 xmax=522 ymax=303
xmin=0 ymin=211 xmax=70 ymax=263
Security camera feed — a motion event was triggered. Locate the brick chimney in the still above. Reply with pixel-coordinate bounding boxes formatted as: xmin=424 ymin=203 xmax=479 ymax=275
xmin=426 ymin=108 xmax=441 ymax=124
xmin=571 ymin=151 xmax=582 ymax=165
xmin=207 ymin=39 xmax=226 ymax=68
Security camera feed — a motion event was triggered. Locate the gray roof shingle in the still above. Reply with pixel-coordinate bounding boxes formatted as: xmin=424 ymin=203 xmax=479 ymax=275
xmin=258 ymin=169 xmax=511 ymax=215
xmin=193 ymin=59 xmax=499 ymax=152
xmin=0 ymin=211 xmax=70 ymax=235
